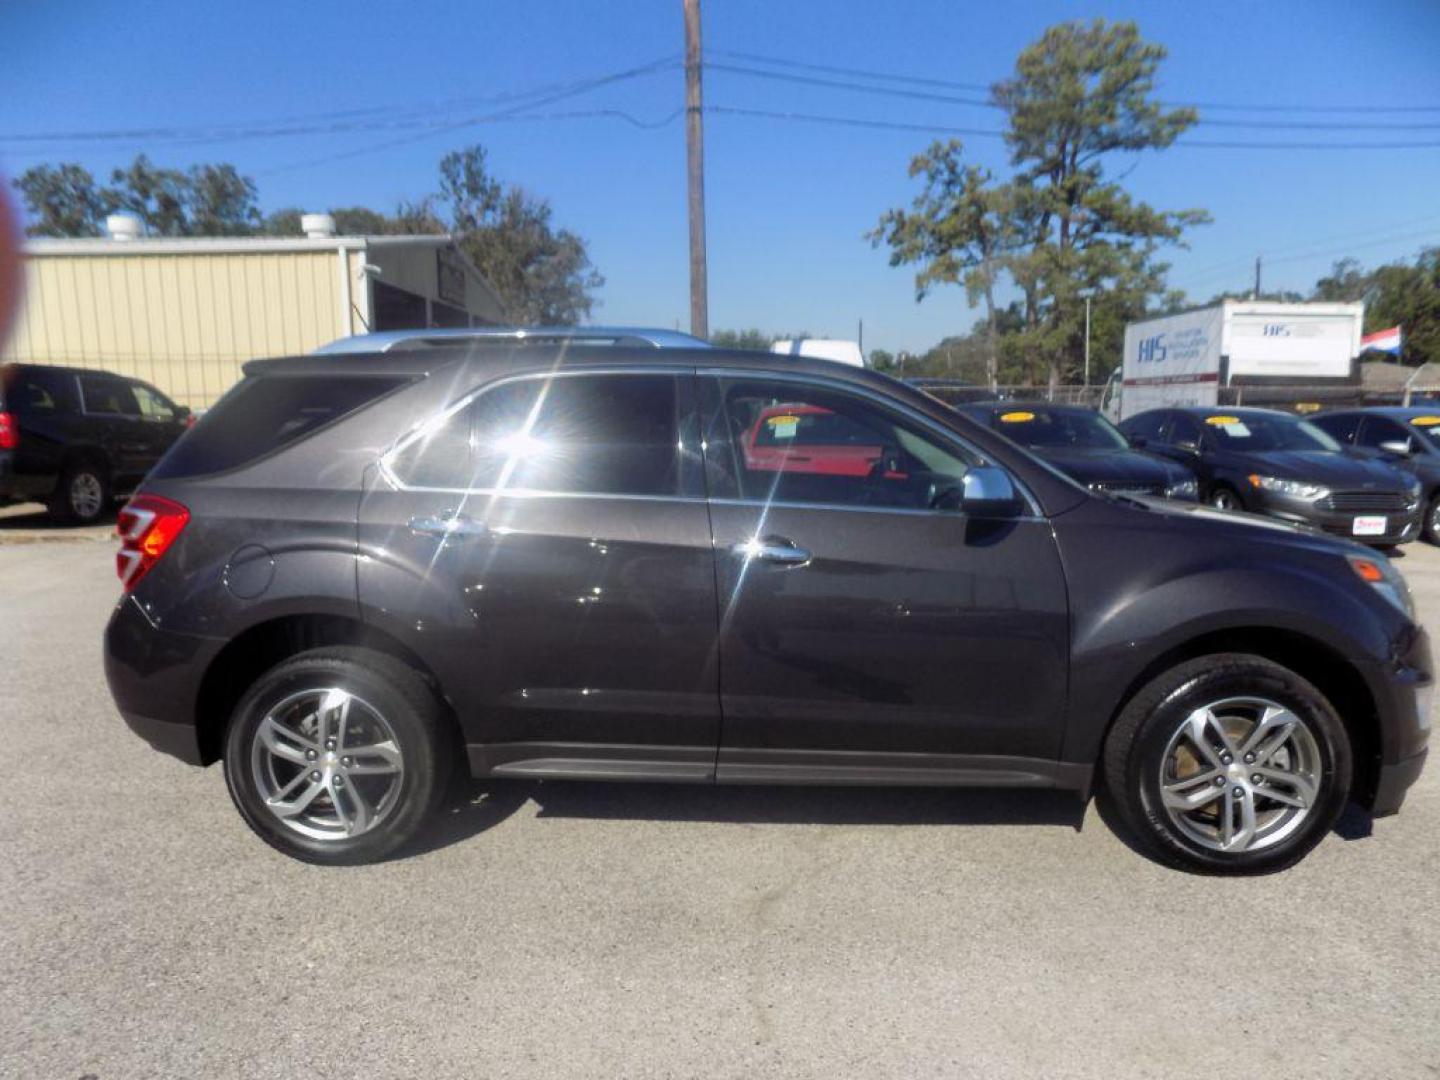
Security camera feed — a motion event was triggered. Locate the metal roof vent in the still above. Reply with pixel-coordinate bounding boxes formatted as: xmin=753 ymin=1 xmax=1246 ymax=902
xmin=105 ymin=214 xmax=143 ymax=241
xmin=301 ymin=213 xmax=337 ymax=239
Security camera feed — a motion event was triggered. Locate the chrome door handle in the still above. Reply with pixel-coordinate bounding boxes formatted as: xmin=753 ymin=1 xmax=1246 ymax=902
xmin=732 ymin=536 xmax=812 ymax=566
xmin=409 ymin=512 xmax=489 ymax=540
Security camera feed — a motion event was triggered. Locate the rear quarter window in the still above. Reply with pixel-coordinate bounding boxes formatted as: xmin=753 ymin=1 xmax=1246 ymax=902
xmin=149 ymin=374 xmax=409 ymax=479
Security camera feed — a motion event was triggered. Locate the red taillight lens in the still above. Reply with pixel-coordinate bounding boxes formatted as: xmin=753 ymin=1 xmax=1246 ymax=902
xmin=116 ymin=494 xmax=189 ymax=592
xmin=0 ymin=411 xmax=16 ymax=450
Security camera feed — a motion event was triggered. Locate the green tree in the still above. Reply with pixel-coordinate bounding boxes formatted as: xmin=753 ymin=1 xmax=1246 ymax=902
xmin=996 ymin=20 xmax=1207 ymax=386
xmin=875 ymin=20 xmax=1207 ymax=388
xmin=261 ymin=207 xmax=304 ymax=235
xmin=12 ymin=163 xmax=109 ymax=236
xmin=186 ymin=163 xmax=261 ymax=235
xmin=14 ymin=155 xmax=261 ymax=237
xmin=869 ymin=143 xmax=1010 ymax=389
xmin=868 ymin=348 xmax=896 ymax=371
xmin=1312 ymin=257 xmax=1372 ymax=303
xmin=711 ymin=328 xmax=784 ymax=350
xmin=1366 ymin=249 xmax=1440 ymax=366
xmin=433 ymin=146 xmax=601 ymax=324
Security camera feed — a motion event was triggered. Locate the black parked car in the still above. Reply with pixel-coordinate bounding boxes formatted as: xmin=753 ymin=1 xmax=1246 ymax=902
xmin=1119 ymin=406 xmax=1422 ymax=546
xmin=105 ymin=347 xmax=1431 ymax=873
xmin=956 ymin=402 xmax=1197 ymax=500
xmin=0 ymin=362 xmax=191 ymax=523
xmin=1309 ymin=407 xmax=1440 ymax=544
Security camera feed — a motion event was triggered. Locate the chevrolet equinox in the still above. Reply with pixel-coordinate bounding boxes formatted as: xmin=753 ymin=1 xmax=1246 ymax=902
xmin=104 ymin=345 xmax=1432 ymax=873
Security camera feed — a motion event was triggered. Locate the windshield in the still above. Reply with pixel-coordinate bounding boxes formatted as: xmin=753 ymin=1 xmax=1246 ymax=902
xmin=995 ymin=409 xmax=1129 ymax=450
xmin=1203 ymin=414 xmax=1341 ymax=452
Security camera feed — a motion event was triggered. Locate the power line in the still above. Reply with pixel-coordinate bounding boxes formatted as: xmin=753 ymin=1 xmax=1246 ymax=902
xmin=1180 ymin=211 xmax=1440 ymax=282
xmin=707 ymin=104 xmax=1004 ymax=138
xmin=706 ymin=104 xmax=1440 ymax=149
xmin=710 ymin=48 xmax=994 ymax=93
xmin=1173 ymin=226 xmax=1440 ymax=295
xmin=712 ymin=47 xmax=1440 ymax=115
xmin=0 ymin=57 xmax=681 ymax=147
xmin=258 ymin=93 xmax=681 ymax=177
xmin=706 ymin=61 xmax=993 ymax=108
xmin=708 ymin=61 xmax=1440 ymax=131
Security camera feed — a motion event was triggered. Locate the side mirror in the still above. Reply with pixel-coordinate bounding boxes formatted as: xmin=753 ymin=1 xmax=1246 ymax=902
xmin=1127 ymin=434 xmax=1147 ymax=449
xmin=1378 ymin=439 xmax=1412 ymax=457
xmin=960 ymin=466 xmax=1020 ymax=516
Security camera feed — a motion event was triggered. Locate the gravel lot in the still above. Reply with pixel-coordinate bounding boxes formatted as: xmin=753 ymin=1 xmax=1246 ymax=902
xmin=1 ymin=528 xmax=1437 ymax=1079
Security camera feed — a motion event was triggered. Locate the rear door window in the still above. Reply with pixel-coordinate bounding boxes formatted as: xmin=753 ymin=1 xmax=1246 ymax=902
xmin=387 ymin=372 xmax=695 ymax=498
xmin=149 ymin=374 xmax=409 ymax=479
xmin=79 ymin=374 xmax=140 ymax=416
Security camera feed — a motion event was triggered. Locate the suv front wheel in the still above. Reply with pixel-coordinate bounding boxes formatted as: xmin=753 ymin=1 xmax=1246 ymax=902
xmin=1103 ymin=654 xmax=1352 ymax=874
xmin=222 ymin=647 xmax=452 ymax=864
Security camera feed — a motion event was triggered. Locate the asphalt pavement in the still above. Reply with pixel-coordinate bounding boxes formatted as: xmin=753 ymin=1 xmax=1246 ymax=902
xmin=1 ymin=525 xmax=1436 ymax=1079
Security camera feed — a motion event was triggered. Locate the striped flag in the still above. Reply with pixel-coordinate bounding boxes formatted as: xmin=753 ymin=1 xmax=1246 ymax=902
xmin=1361 ymin=326 xmax=1403 ymax=354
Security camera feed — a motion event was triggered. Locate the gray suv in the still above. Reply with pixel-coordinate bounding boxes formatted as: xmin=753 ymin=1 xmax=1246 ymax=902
xmin=104 ymin=344 xmax=1431 ymax=872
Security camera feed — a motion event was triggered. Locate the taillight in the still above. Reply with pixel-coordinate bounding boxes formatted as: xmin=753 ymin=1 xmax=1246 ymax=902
xmin=116 ymin=494 xmax=189 ymax=592
xmin=0 ymin=411 xmax=16 ymax=450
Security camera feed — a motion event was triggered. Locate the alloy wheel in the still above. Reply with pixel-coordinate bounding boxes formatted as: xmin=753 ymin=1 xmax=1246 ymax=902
xmin=70 ymin=472 xmax=103 ymax=519
xmin=1157 ymin=696 xmax=1322 ymax=854
xmin=250 ymin=688 xmax=404 ymax=841
xmin=1209 ymin=489 xmax=1236 ymax=511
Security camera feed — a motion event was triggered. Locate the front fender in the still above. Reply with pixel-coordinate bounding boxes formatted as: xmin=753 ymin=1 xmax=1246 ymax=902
xmin=1053 ymin=500 xmax=1399 ymax=765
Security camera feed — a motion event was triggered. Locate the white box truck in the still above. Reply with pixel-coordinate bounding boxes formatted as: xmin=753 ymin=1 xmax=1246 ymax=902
xmin=1102 ymin=301 xmax=1364 ymax=421
xmin=770 ymin=338 xmax=866 ymax=368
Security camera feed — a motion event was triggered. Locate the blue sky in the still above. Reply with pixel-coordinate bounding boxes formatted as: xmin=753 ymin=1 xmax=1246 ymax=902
xmin=2 ymin=0 xmax=1438 ymax=354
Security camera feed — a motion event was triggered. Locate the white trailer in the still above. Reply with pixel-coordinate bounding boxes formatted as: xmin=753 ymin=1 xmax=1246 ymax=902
xmin=770 ymin=338 xmax=866 ymax=368
xmin=1104 ymin=301 xmax=1364 ymax=421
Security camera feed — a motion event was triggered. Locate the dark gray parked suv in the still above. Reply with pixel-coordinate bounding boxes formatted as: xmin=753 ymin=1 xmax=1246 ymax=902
xmin=104 ymin=345 xmax=1432 ymax=873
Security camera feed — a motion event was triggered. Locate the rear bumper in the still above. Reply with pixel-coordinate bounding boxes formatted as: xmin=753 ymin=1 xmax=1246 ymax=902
xmin=104 ymin=594 xmax=221 ymax=766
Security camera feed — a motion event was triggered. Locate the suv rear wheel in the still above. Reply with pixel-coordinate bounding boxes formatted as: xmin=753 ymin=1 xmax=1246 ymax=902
xmin=222 ymin=647 xmax=452 ymax=864
xmin=50 ymin=460 xmax=109 ymax=524
xmin=1103 ymin=654 xmax=1352 ymax=874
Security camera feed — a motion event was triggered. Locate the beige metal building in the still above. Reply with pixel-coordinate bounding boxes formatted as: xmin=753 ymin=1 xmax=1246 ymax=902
xmin=1 ymin=218 xmax=508 ymax=407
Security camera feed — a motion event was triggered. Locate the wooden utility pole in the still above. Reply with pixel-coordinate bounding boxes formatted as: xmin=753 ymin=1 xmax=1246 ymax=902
xmin=1253 ymin=255 xmax=1262 ymax=300
xmin=684 ymin=0 xmax=708 ymax=339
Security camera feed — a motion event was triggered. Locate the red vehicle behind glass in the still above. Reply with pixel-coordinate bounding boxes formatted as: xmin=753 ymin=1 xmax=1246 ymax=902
xmin=744 ymin=404 xmax=906 ymax=478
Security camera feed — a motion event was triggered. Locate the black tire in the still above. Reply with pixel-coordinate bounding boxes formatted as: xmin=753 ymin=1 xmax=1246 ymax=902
xmin=1102 ymin=654 xmax=1352 ymax=875
xmin=48 ymin=459 xmax=110 ymax=524
xmin=222 ymin=646 xmax=452 ymax=865
xmin=1424 ymin=492 xmax=1440 ymax=545
xmin=1206 ymin=484 xmax=1241 ymax=512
